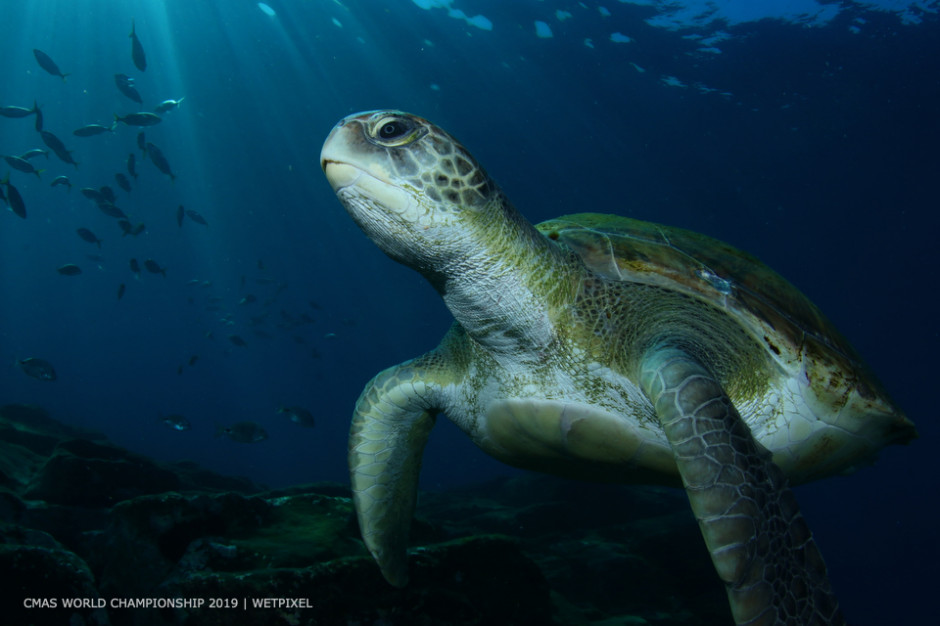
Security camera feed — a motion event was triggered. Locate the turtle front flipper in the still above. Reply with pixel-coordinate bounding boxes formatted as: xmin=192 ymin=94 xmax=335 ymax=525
xmin=640 ymin=347 xmax=844 ymax=626
xmin=349 ymin=358 xmax=439 ymax=587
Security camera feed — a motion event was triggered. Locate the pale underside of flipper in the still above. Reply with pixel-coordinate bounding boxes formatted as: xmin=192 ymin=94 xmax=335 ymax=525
xmin=641 ymin=347 xmax=845 ymax=626
xmin=348 ymin=359 xmax=438 ymax=587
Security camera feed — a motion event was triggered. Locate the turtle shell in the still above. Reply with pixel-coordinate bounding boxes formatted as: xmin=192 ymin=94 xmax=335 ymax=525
xmin=537 ymin=212 xmax=915 ymax=451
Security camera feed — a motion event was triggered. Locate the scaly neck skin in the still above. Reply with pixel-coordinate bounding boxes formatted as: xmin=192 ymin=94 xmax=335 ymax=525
xmin=433 ymin=197 xmax=577 ymax=361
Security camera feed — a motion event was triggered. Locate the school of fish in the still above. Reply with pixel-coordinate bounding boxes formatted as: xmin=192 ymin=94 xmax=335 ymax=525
xmin=4 ymin=20 xmax=323 ymax=444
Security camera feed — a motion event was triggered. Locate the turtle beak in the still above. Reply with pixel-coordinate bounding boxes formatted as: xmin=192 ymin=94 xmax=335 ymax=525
xmin=321 ymin=113 xmax=398 ymax=192
xmin=322 ymin=159 xmax=362 ymax=192
xmin=321 ymin=116 xmax=366 ymax=191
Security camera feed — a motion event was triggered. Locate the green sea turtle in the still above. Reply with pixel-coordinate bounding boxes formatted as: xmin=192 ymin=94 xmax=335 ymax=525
xmin=320 ymin=111 xmax=916 ymax=625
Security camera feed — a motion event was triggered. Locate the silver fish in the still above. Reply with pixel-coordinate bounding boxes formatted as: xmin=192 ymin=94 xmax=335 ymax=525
xmin=73 ymin=123 xmax=116 ymax=137
xmin=154 ymin=97 xmax=184 ymax=113
xmin=115 ymin=112 xmax=161 ymax=127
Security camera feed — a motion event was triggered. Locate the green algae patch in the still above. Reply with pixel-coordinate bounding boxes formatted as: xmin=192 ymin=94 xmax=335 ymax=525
xmin=227 ymin=494 xmax=365 ymax=570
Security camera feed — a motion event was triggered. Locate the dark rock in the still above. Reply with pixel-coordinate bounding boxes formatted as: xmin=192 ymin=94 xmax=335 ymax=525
xmin=0 ymin=543 xmax=108 ymax=626
xmin=95 ymin=490 xmax=366 ymax=597
xmin=165 ymin=460 xmax=264 ymax=494
xmin=97 ymin=492 xmax=269 ymax=597
xmin=156 ymin=535 xmax=551 ymax=626
xmin=254 ymin=480 xmax=352 ymax=499
xmin=24 ymin=439 xmax=182 ymax=507
xmin=0 ymin=403 xmax=106 ymax=442
xmin=20 ymin=500 xmax=110 ymax=555
xmin=0 ymin=487 xmax=26 ymax=522
xmin=0 ymin=519 xmax=63 ymax=549
xmin=0 ymin=431 xmax=57 ymax=490
xmin=0 ymin=423 xmax=62 ymax=459
xmin=416 ymin=475 xmax=729 ymax=624
xmin=0 ymin=404 xmax=733 ymax=624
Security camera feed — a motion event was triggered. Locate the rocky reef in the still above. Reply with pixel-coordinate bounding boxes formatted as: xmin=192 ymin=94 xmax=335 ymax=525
xmin=0 ymin=404 xmax=726 ymax=625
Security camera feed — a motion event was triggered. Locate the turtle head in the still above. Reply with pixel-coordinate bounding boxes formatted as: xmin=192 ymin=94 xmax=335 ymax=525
xmin=321 ymin=110 xmax=497 ymax=277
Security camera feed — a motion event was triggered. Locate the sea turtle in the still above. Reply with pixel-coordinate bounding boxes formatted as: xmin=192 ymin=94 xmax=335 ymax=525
xmin=320 ymin=111 xmax=916 ymax=625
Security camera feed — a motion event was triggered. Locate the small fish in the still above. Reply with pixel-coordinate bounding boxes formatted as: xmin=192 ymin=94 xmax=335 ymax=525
xmin=239 ymin=294 xmax=257 ymax=305
xmin=145 ymin=142 xmax=175 ymax=181
xmin=0 ymin=103 xmax=38 ymax=118
xmin=215 ymin=421 xmax=268 ymax=444
xmin=144 ymin=259 xmax=166 ymax=277
xmin=117 ymin=220 xmax=145 ymax=237
xmin=33 ymin=49 xmax=68 ymax=81
xmin=137 ymin=132 xmax=147 ymax=154
xmin=117 ymin=283 xmax=126 ymax=300
xmin=228 ymin=334 xmax=247 ymax=347
xmin=81 ymin=188 xmax=103 ymax=201
xmin=278 ymin=406 xmax=316 ymax=428
xmin=127 ymin=153 xmax=138 ymax=179
xmin=57 ymin=264 xmax=82 ymax=276
xmin=18 ymin=357 xmax=57 ymax=381
xmin=115 ymin=112 xmax=161 ymax=127
xmin=51 ymin=176 xmax=72 ymax=191
xmin=99 ymin=186 xmax=117 ymax=203
xmin=129 ymin=258 xmax=141 ymax=276
xmin=154 ymin=97 xmax=185 ymax=113
xmin=113 ymin=173 xmax=131 ymax=193
xmin=73 ymin=123 xmax=115 ymax=137
xmin=185 ymin=209 xmax=208 ymax=226
xmin=1 ymin=176 xmax=26 ymax=219
xmin=97 ymin=200 xmax=127 ymax=220
xmin=130 ymin=20 xmax=147 ymax=72
xmin=34 ymin=102 xmax=44 ymax=132
xmin=114 ymin=73 xmax=143 ymax=104
xmin=161 ymin=414 xmax=191 ymax=431
xmin=188 ymin=355 xmax=199 ymax=366
xmin=76 ymin=228 xmax=102 ymax=248
xmin=40 ymin=130 xmax=78 ymax=168
xmin=19 ymin=149 xmax=49 ymax=160
xmin=2 ymin=155 xmax=43 ymax=178
xmin=176 ymin=204 xmax=184 ymax=228
xmin=39 ymin=130 xmax=68 ymax=153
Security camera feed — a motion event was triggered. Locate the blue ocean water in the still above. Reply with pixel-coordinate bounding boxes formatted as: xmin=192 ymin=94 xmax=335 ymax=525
xmin=1 ymin=1 xmax=936 ymax=623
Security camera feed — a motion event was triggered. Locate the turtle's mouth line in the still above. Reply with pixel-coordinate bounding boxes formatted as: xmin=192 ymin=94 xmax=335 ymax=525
xmin=322 ymin=160 xmax=367 ymax=192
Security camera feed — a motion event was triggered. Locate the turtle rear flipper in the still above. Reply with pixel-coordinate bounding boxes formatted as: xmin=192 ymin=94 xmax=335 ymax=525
xmin=641 ymin=347 xmax=844 ymax=626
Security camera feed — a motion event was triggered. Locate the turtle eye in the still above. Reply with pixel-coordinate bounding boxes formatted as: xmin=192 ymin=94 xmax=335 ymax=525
xmin=371 ymin=116 xmax=422 ymax=146
xmin=379 ymin=120 xmax=408 ymax=139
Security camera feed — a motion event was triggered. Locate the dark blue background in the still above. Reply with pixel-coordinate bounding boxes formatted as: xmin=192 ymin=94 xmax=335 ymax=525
xmin=1 ymin=1 xmax=936 ymax=623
